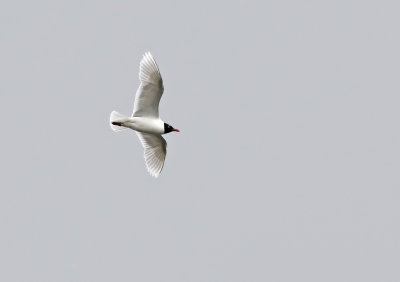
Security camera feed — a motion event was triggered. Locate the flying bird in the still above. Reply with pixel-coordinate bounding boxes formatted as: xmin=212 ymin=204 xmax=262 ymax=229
xmin=110 ymin=52 xmax=179 ymax=177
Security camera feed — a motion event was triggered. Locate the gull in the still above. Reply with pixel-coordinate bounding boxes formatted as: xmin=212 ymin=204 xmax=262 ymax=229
xmin=110 ymin=52 xmax=179 ymax=177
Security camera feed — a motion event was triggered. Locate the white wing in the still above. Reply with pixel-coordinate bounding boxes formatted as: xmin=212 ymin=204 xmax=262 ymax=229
xmin=136 ymin=132 xmax=167 ymax=178
xmin=132 ymin=52 xmax=164 ymax=118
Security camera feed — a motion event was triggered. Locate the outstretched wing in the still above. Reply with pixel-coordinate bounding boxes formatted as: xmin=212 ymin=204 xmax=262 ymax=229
xmin=136 ymin=132 xmax=167 ymax=178
xmin=132 ymin=52 xmax=164 ymax=118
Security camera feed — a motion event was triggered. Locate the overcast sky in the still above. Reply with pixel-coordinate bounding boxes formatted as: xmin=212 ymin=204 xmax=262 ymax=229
xmin=1 ymin=1 xmax=399 ymax=281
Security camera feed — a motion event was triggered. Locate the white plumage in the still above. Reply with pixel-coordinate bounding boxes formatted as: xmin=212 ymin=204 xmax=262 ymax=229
xmin=133 ymin=52 xmax=164 ymax=118
xmin=136 ymin=132 xmax=167 ymax=178
xmin=110 ymin=52 xmax=179 ymax=177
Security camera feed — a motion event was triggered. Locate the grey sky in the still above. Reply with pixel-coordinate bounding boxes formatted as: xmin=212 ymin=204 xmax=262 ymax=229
xmin=1 ymin=1 xmax=399 ymax=281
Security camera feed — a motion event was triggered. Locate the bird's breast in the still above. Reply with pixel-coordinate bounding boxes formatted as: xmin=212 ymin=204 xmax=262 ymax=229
xmin=127 ymin=117 xmax=164 ymax=134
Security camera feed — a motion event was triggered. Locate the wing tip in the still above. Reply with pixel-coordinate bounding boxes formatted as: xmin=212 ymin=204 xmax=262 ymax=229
xmin=143 ymin=51 xmax=153 ymax=58
xmin=146 ymin=163 xmax=163 ymax=178
xmin=138 ymin=51 xmax=162 ymax=84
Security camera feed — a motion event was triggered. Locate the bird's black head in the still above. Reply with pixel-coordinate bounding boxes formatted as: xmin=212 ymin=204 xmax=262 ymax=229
xmin=164 ymin=123 xmax=180 ymax=134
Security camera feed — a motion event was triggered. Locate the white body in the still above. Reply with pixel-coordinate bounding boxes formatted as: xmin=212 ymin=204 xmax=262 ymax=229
xmin=114 ymin=116 xmax=165 ymax=135
xmin=109 ymin=52 xmax=171 ymax=178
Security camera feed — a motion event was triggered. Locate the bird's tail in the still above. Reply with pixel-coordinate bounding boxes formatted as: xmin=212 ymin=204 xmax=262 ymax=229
xmin=110 ymin=111 xmax=128 ymax=132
